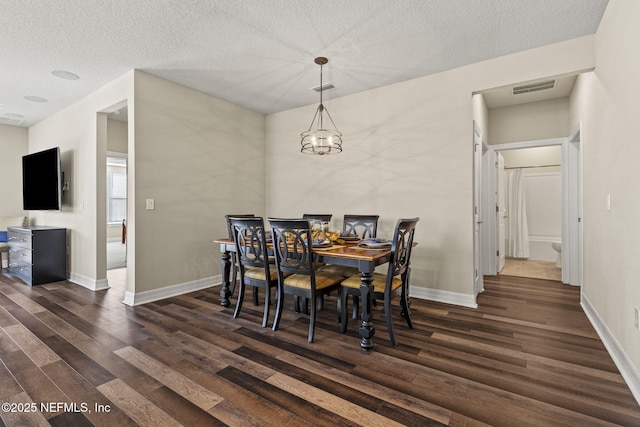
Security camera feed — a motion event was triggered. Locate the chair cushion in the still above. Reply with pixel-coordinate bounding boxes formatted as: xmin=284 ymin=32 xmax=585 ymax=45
xmin=341 ymin=272 xmax=402 ymax=293
xmin=244 ymin=267 xmax=278 ymax=281
xmin=317 ymin=264 xmax=359 ymax=277
xmin=283 ymin=273 xmax=343 ymax=290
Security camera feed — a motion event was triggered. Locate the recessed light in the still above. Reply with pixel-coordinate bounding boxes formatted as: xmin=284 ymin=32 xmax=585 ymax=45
xmin=5 ymin=113 xmax=25 ymax=118
xmin=24 ymin=95 xmax=48 ymax=103
xmin=52 ymin=70 xmax=80 ymax=80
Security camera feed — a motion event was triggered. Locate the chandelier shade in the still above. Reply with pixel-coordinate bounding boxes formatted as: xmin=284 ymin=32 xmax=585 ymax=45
xmin=300 ymin=57 xmax=342 ymax=155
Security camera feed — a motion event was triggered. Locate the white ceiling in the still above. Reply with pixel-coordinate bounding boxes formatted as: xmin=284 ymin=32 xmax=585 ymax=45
xmin=0 ymin=0 xmax=608 ymax=127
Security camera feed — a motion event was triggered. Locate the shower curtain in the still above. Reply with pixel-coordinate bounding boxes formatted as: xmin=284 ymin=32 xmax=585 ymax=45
xmin=505 ymin=168 xmax=530 ymax=258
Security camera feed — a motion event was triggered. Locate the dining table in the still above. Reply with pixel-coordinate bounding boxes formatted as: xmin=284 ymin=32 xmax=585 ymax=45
xmin=213 ymin=237 xmax=395 ymax=350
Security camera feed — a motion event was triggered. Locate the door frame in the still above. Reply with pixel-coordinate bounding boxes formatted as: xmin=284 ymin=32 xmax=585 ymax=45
xmin=482 ymin=135 xmax=582 ymax=285
xmin=496 ymin=152 xmax=506 ymax=273
xmin=473 ymin=122 xmax=488 ymax=296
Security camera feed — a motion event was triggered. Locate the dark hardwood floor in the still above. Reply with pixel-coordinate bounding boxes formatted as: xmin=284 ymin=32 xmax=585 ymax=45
xmin=1 ymin=271 xmax=639 ymax=426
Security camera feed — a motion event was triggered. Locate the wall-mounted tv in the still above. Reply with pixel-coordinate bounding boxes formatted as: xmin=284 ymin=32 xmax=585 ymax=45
xmin=22 ymin=147 xmax=62 ymax=210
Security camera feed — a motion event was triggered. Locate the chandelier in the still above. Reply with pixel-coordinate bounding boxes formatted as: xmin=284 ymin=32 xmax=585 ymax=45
xmin=300 ymin=57 xmax=342 ymax=155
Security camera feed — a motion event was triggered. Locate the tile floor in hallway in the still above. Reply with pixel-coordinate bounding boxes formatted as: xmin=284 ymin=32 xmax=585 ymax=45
xmin=499 ymin=258 xmax=562 ymax=281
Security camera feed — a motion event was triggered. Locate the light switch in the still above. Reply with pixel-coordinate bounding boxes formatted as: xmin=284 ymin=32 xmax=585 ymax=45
xmin=606 ymin=194 xmax=611 ymax=211
xmin=146 ymin=198 xmax=155 ymax=210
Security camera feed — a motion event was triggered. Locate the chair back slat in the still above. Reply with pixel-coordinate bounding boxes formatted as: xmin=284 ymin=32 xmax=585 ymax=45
xmin=387 ymin=218 xmax=419 ymax=282
xmin=269 ymin=219 xmax=314 ymax=277
xmin=230 ymin=217 xmax=269 ymax=271
xmin=225 ymin=214 xmax=255 ymax=239
xmin=342 ymin=214 xmax=379 ymax=239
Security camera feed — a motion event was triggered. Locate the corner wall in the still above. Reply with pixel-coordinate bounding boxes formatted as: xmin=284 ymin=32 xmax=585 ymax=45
xmin=571 ymin=0 xmax=640 ymax=398
xmin=130 ymin=71 xmax=265 ymax=297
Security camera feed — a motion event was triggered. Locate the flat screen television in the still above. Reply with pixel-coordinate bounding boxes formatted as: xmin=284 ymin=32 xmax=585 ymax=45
xmin=22 ymin=147 xmax=63 ymax=210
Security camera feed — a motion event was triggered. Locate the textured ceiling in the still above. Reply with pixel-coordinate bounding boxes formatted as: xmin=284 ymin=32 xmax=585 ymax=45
xmin=0 ymin=0 xmax=608 ymax=127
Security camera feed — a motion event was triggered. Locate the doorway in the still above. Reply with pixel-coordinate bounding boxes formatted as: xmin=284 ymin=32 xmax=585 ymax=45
xmin=484 ymin=136 xmax=582 ymax=285
xmin=498 ymin=145 xmax=562 ymax=281
xmin=100 ymin=102 xmax=129 ymax=300
xmin=106 ymin=154 xmax=127 ymax=271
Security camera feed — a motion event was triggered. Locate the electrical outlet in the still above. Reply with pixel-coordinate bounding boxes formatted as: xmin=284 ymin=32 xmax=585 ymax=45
xmin=635 ymin=307 xmax=639 ymax=330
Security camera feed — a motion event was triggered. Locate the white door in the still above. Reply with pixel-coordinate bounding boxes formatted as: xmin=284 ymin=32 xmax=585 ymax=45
xmin=496 ymin=152 xmax=506 ymax=272
xmin=473 ymin=124 xmax=483 ymax=295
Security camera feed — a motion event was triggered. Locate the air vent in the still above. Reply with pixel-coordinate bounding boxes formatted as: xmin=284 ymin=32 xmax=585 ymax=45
xmin=512 ymin=80 xmax=556 ymax=95
xmin=311 ymin=83 xmax=335 ymax=92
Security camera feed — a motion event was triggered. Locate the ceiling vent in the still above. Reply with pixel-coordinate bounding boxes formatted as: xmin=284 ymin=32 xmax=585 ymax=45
xmin=512 ymin=79 xmax=556 ymax=95
xmin=311 ymin=83 xmax=335 ymax=92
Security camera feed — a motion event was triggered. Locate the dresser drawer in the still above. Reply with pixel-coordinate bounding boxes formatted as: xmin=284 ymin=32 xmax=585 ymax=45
xmin=8 ymin=247 xmax=32 ymax=266
xmin=7 ymin=231 xmax=31 ymax=249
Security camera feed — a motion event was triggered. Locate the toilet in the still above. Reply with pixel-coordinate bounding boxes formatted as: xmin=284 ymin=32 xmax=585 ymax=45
xmin=551 ymin=241 xmax=562 ymax=268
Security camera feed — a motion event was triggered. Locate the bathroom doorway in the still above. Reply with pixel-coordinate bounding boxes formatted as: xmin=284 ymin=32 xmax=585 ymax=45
xmin=485 ymin=134 xmax=582 ymax=285
xmin=497 ymin=145 xmax=562 ymax=281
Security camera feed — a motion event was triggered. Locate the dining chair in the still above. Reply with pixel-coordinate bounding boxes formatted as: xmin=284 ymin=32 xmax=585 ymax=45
xmin=229 ymin=217 xmax=276 ymax=327
xmin=342 ymin=214 xmax=379 ymax=239
xmin=320 ymin=214 xmax=380 ymax=278
xmin=225 ymin=214 xmax=258 ymax=304
xmin=317 ymin=214 xmax=381 ymax=315
xmin=269 ymin=218 xmax=343 ymax=342
xmin=338 ymin=217 xmax=419 ymax=346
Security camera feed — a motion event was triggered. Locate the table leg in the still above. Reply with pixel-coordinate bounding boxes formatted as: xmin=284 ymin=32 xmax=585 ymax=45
xmin=219 ymin=250 xmax=232 ymax=307
xmin=358 ymin=272 xmax=376 ymax=350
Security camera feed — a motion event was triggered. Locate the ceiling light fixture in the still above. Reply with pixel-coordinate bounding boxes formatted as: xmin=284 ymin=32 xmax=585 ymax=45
xmin=24 ymin=96 xmax=48 ymax=103
xmin=52 ymin=70 xmax=80 ymax=80
xmin=300 ymin=57 xmax=342 ymax=155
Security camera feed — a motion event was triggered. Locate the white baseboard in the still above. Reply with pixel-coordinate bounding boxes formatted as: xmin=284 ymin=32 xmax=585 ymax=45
xmin=410 ymin=285 xmax=478 ymax=308
xmin=68 ymin=272 xmax=110 ymax=291
xmin=123 ymin=275 xmax=220 ymax=306
xmin=582 ymin=294 xmax=640 ymax=405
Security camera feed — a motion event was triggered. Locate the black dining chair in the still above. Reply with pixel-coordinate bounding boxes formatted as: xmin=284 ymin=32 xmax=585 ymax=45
xmin=338 ymin=217 xmax=419 ymax=346
xmin=229 ymin=217 xmax=277 ymax=327
xmin=269 ymin=218 xmax=343 ymax=342
xmin=320 ymin=214 xmax=380 ymax=278
xmin=225 ymin=214 xmax=258 ymax=304
xmin=342 ymin=214 xmax=379 ymax=239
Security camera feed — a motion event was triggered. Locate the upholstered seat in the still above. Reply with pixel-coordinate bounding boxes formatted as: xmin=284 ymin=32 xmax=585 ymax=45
xmin=341 ymin=272 xmax=402 ymax=294
xmin=243 ymin=267 xmax=279 ymax=281
xmin=283 ymin=273 xmax=344 ymax=290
